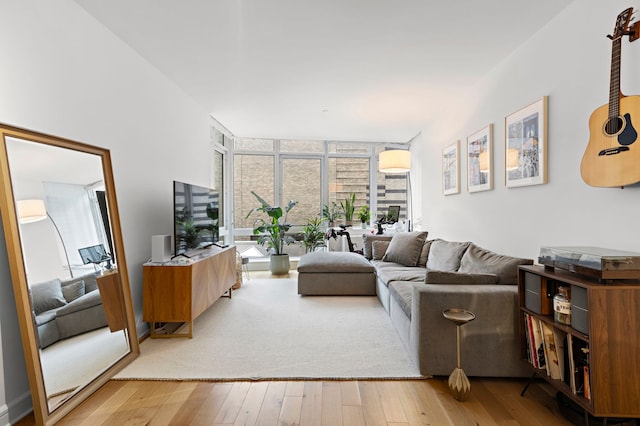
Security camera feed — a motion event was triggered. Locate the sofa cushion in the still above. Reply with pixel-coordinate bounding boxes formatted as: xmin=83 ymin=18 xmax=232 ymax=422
xmin=61 ymin=279 xmax=85 ymax=303
xmin=424 ymin=270 xmax=498 ymax=285
xmin=298 ymin=252 xmax=374 ymax=273
xmin=374 ymin=262 xmax=426 ymax=286
xmin=30 ymin=278 xmax=67 ymax=315
xmin=426 ymin=240 xmax=471 ymax=271
xmin=389 ymin=282 xmax=414 ymax=318
xmin=56 ymin=289 xmax=103 ymax=316
xmin=383 ymin=231 xmax=428 ymax=266
xmin=372 ymin=240 xmax=390 ymax=260
xmin=417 ymin=240 xmax=433 ymax=267
xmin=458 ymin=243 xmax=533 ymax=284
xmin=362 ymin=234 xmax=394 ymax=260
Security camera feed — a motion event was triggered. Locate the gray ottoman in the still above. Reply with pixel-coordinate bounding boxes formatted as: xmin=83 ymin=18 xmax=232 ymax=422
xmin=297 ymin=252 xmax=376 ymax=295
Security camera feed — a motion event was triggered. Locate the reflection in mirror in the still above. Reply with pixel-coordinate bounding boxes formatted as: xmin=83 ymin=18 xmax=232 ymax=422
xmin=0 ymin=125 xmax=138 ymax=425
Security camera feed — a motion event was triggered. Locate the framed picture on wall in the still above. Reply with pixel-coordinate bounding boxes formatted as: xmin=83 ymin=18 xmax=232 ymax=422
xmin=442 ymin=141 xmax=460 ymax=195
xmin=505 ymin=96 xmax=548 ymax=187
xmin=467 ymin=124 xmax=493 ymax=193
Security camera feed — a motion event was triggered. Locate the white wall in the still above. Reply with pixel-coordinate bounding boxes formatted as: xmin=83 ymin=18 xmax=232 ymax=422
xmin=418 ymin=0 xmax=640 ymax=260
xmin=0 ymin=0 xmax=213 ymax=421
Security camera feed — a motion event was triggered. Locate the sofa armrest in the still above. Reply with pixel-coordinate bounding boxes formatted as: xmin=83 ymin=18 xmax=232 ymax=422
xmin=410 ymin=283 xmax=527 ymax=377
xmin=55 ymin=289 xmax=102 ymax=317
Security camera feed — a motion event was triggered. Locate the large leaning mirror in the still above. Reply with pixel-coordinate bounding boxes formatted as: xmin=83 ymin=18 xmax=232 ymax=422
xmin=0 ymin=124 xmax=139 ymax=425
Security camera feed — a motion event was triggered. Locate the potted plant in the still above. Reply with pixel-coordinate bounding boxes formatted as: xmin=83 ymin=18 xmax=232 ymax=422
xmin=245 ymin=191 xmax=298 ymax=275
xmin=340 ymin=193 xmax=356 ymax=226
xmin=322 ymin=202 xmax=342 ymax=227
xmin=301 ymin=216 xmax=326 ymax=253
xmin=356 ymin=205 xmax=370 ymax=229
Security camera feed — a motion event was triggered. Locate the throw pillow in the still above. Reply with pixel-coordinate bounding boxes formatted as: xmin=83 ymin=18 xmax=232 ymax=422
xmin=372 ymin=240 xmax=390 ymax=260
xmin=382 ymin=231 xmax=428 ymax=266
xmin=424 ymin=270 xmax=498 ymax=285
xmin=458 ymin=243 xmax=533 ymax=284
xmin=417 ymin=240 xmax=433 ymax=267
xmin=75 ymin=273 xmax=99 ymax=293
xmin=61 ymin=280 xmax=85 ymax=303
xmin=362 ymin=234 xmax=393 ymax=260
xmin=426 ymin=239 xmax=471 ymax=272
xmin=30 ymin=278 xmax=67 ymax=315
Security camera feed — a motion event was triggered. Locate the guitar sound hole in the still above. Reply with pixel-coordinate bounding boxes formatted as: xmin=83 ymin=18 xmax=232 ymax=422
xmin=604 ymin=116 xmax=624 ymax=135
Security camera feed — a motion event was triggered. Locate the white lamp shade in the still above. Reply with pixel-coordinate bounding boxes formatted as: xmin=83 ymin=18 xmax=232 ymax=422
xmin=379 ymin=150 xmax=411 ymax=173
xmin=17 ymin=199 xmax=47 ymax=224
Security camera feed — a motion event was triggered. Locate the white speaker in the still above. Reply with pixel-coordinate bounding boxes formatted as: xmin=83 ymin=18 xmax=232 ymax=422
xmin=151 ymin=235 xmax=172 ymax=263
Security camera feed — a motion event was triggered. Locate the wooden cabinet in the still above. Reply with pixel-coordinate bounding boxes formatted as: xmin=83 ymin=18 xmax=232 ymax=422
xmin=143 ymin=246 xmax=236 ymax=338
xmin=518 ymin=265 xmax=640 ymax=419
xmin=96 ymin=269 xmax=126 ymax=332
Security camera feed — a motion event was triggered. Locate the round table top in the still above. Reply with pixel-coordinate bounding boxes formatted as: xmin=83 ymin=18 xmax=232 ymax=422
xmin=442 ymin=308 xmax=476 ymax=325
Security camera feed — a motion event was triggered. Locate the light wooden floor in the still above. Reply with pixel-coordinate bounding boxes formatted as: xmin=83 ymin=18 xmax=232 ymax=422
xmin=16 ymin=377 xmax=578 ymax=425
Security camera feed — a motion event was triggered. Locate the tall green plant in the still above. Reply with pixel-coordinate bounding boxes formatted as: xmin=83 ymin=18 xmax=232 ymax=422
xmin=245 ymin=191 xmax=298 ymax=255
xmin=301 ymin=216 xmax=326 ymax=253
xmin=340 ymin=193 xmax=356 ymax=222
xmin=322 ymin=202 xmax=343 ymax=225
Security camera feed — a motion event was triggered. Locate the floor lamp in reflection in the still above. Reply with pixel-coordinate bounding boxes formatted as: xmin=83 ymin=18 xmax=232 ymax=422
xmin=17 ymin=199 xmax=73 ymax=278
xmin=379 ymin=149 xmax=412 ymax=232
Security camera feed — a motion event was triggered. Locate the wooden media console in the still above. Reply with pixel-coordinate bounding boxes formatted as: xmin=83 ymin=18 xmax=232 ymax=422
xmin=143 ymin=245 xmax=236 ymax=338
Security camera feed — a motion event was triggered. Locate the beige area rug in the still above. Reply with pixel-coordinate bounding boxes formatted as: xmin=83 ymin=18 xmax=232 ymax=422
xmin=115 ymin=271 xmax=423 ymax=380
xmin=41 ymin=327 xmax=129 ymax=396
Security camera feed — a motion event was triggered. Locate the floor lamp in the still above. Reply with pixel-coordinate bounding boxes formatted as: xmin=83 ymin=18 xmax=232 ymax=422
xmin=379 ymin=150 xmax=412 ymax=232
xmin=17 ymin=199 xmax=73 ymax=277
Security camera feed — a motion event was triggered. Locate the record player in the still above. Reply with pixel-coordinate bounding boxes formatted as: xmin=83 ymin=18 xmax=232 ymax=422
xmin=538 ymin=246 xmax=640 ymax=282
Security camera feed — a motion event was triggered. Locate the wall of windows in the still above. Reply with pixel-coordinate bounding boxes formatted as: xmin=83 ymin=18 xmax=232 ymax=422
xmin=232 ymin=139 xmax=409 ymax=251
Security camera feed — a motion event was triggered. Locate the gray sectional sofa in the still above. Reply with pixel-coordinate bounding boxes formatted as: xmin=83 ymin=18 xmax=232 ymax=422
xmin=298 ymin=231 xmax=533 ymax=378
xmin=30 ymin=272 xmax=109 ymax=348
xmin=363 ymin=231 xmax=533 ymax=378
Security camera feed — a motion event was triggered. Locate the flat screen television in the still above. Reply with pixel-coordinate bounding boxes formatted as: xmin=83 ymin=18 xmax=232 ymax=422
xmin=173 ymin=180 xmax=219 ymax=256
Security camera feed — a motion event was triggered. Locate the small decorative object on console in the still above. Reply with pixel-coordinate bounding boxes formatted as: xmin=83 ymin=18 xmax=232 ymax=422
xmin=553 ymin=286 xmax=571 ymax=325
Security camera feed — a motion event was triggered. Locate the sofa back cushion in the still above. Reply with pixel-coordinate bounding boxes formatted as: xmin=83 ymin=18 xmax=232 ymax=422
xmin=372 ymin=240 xmax=390 ymax=260
xmin=417 ymin=240 xmax=433 ymax=267
xmin=426 ymin=240 xmax=470 ymax=271
xmin=382 ymin=231 xmax=428 ymax=266
xmin=30 ymin=278 xmax=67 ymax=315
xmin=458 ymin=243 xmax=533 ymax=284
xmin=61 ymin=279 xmax=86 ymax=303
xmin=76 ymin=273 xmax=99 ymax=293
xmin=362 ymin=234 xmax=394 ymax=260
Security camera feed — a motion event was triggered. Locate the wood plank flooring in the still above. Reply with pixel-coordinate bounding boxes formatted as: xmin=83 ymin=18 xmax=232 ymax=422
xmin=15 ymin=377 xmax=579 ymax=425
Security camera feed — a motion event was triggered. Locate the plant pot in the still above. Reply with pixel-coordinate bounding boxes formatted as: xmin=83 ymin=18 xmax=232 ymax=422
xmin=345 ymin=220 xmax=353 ymax=226
xmin=361 ymin=222 xmax=366 ymax=229
xmin=270 ymin=254 xmax=290 ymax=275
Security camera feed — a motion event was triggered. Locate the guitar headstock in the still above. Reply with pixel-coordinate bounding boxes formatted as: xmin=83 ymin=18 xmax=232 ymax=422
xmin=609 ymin=7 xmax=634 ymax=40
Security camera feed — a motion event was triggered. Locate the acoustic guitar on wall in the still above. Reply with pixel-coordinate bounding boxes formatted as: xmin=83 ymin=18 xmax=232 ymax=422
xmin=581 ymin=7 xmax=640 ymax=188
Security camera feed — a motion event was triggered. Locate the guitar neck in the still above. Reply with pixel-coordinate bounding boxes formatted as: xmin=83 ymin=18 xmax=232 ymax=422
xmin=608 ymin=37 xmax=622 ymax=119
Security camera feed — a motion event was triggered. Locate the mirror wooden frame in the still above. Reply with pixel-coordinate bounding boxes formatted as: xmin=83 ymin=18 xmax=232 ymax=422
xmin=0 ymin=124 xmax=139 ymax=425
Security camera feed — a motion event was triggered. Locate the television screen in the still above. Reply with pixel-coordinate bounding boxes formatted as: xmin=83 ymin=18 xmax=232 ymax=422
xmin=173 ymin=180 xmax=219 ymax=256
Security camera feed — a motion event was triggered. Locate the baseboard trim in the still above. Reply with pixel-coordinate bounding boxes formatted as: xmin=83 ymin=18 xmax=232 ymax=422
xmin=1 ymin=390 xmax=32 ymax=425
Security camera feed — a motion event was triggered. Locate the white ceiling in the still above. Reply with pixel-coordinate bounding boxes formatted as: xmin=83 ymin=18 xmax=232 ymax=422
xmin=75 ymin=0 xmax=574 ymax=143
